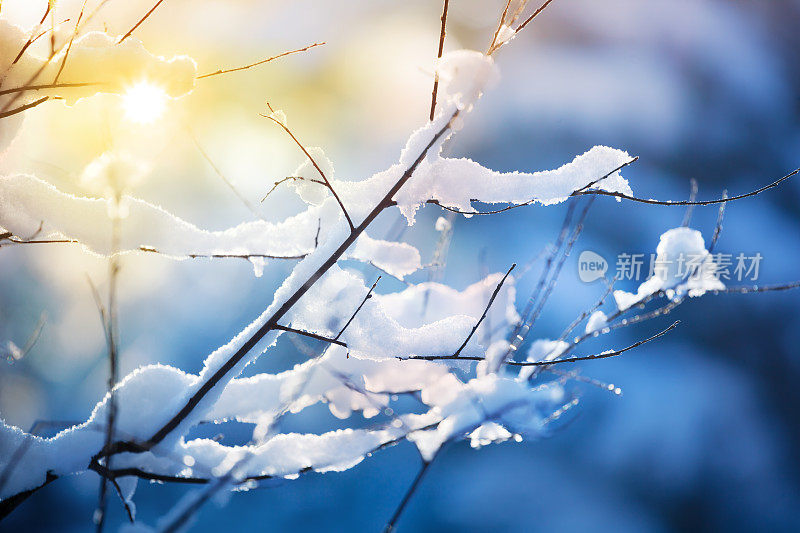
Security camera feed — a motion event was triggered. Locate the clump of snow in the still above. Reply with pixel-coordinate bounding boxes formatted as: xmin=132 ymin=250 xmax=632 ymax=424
xmin=209 ymin=346 xmax=449 ymax=422
xmin=249 ymin=256 xmax=266 ymax=277
xmin=468 ymin=421 xmax=513 ymax=449
xmin=614 ymin=227 xmax=725 ymax=310
xmin=435 ymin=50 xmax=499 ymax=112
xmin=518 ymin=339 xmax=570 ymax=380
xmin=477 ymin=340 xmax=512 ymax=378
xmin=585 ymin=310 xmax=608 ymax=334
xmin=435 ymin=216 xmax=452 ymax=232
xmin=410 ymin=374 xmax=565 ymax=460
xmin=291 ymin=147 xmax=334 ymax=206
xmin=392 ymin=145 xmax=633 ymax=223
xmin=267 ymin=108 xmax=288 ymax=125
xmin=347 ymin=233 xmax=421 ymax=279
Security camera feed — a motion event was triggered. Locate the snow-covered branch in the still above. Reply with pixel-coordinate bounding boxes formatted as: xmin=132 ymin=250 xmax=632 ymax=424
xmin=1 ymin=3 xmax=798 ymax=530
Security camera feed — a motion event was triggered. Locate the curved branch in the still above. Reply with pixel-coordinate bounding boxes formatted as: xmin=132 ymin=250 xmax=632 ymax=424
xmin=576 ymin=168 xmax=799 ymax=206
xmin=405 ymin=320 xmax=680 ymax=366
xmin=261 ymin=109 xmax=355 ymax=231
xmin=425 ymin=163 xmax=797 ymax=216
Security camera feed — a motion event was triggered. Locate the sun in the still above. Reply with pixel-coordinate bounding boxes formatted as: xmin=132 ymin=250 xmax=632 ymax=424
xmin=122 ymin=81 xmax=168 ymax=124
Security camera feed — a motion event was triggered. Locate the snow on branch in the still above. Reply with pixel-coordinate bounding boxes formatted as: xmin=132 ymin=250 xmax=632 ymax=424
xmin=613 ymin=227 xmax=725 ymax=311
xmin=1 ymin=4 xmax=797 ymax=529
xmin=0 ymin=45 xmax=593 ymax=513
xmin=0 ymin=174 xmax=422 ymax=279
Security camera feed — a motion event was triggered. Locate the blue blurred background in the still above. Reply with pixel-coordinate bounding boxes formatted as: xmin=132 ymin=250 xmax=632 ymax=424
xmin=1 ymin=0 xmax=799 ymax=531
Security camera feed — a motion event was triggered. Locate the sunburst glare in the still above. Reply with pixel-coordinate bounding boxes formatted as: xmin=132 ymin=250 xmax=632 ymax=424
xmin=122 ymin=81 xmax=168 ymax=124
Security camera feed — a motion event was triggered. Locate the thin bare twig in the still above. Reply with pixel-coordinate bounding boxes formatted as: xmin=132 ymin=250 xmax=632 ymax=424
xmin=19 ymin=313 xmax=46 ymax=360
xmin=138 ymin=246 xmax=306 ymax=261
xmin=0 ymin=96 xmax=50 ymax=119
xmin=523 ymin=198 xmax=594 ymax=334
xmin=499 ymin=198 xmax=593 ymax=370
xmin=108 ymin=477 xmax=134 ymax=523
xmin=515 ymin=0 xmax=557 ymax=36
xmin=0 ymin=82 xmax=100 ymax=96
xmin=575 ymin=168 xmax=799 ymax=206
xmin=526 ymin=320 xmax=680 ymax=366
xmin=708 ymin=190 xmax=728 ymax=252
xmin=6 ymin=236 xmax=309 ymax=260
xmin=261 ymin=176 xmax=325 ymax=203
xmin=261 ymin=106 xmax=355 ymax=231
xmin=714 ymin=281 xmax=800 ymax=294
xmin=4 ymin=237 xmax=77 ymax=245
xmin=605 ymin=298 xmax=683 ymax=333
xmin=0 ymin=474 xmax=57 ymax=520
xmin=189 ymin=130 xmax=263 ymax=219
xmin=1 ymin=312 xmax=47 ymax=363
xmin=453 ymin=264 xmax=515 ymax=357
xmin=429 ymin=0 xmax=450 ymax=121
xmin=546 ymin=368 xmax=623 ymax=396
xmin=478 ymin=249 xmax=493 ymax=346
xmin=8 ymin=2 xmax=52 ymax=68
xmin=118 ymin=0 xmax=168 ymax=44
xmin=558 ymin=289 xmax=668 ymax=359
xmin=515 ymin=200 xmax=577 ymax=336
xmin=488 ymin=0 xmax=560 ymax=55
xmin=273 ymin=324 xmax=347 ymax=347
xmin=382 ymin=455 xmax=437 ymax=533
xmin=557 ymin=276 xmax=617 ymax=342
xmin=16 ymin=20 xmax=73 ymax=64
xmin=314 ymin=218 xmax=322 ymax=249
xmin=488 ymin=0 xmax=514 ymax=53
xmin=53 ymin=0 xmax=87 ymax=84
xmin=681 ymin=178 xmax=699 ymax=227
xmin=95 ymin=188 xmax=122 ymax=533
xmin=86 ymin=276 xmax=110 ymax=339
xmin=407 ymin=321 xmax=680 ymax=366
xmin=1 ymin=0 xmax=111 ymax=114
xmin=334 ymin=276 xmax=381 ymax=341
xmin=197 ymin=42 xmax=325 ymax=79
